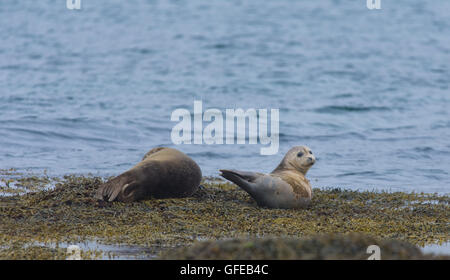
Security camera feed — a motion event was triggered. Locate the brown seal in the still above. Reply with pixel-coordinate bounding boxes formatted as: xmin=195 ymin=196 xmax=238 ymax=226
xmin=220 ymin=146 xmax=315 ymax=209
xmin=95 ymin=147 xmax=202 ymax=202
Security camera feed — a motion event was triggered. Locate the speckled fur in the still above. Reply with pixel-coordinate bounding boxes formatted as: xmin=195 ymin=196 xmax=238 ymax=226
xmin=220 ymin=146 xmax=315 ymax=209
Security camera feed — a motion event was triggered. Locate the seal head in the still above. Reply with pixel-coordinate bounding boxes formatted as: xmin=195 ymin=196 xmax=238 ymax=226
xmin=272 ymin=146 xmax=315 ymax=175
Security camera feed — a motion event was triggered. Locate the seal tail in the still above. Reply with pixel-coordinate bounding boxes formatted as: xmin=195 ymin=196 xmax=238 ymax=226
xmin=219 ymin=169 xmax=257 ymax=194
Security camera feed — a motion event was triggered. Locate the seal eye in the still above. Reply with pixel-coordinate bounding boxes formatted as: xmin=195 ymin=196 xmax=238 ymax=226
xmin=309 ymin=151 xmax=313 ymax=155
xmin=297 ymin=152 xmax=304 ymax=157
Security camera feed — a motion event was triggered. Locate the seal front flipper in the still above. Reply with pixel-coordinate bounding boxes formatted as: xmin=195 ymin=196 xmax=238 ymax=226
xmin=219 ymin=169 xmax=259 ymax=194
xmin=95 ymin=173 xmax=137 ymax=202
xmin=121 ymin=181 xmax=141 ymax=201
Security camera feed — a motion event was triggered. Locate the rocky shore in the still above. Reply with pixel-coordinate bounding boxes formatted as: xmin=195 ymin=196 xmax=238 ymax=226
xmin=0 ymin=171 xmax=448 ymax=259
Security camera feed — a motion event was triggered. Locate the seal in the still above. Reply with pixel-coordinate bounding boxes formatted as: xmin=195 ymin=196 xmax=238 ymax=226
xmin=220 ymin=146 xmax=315 ymax=209
xmin=95 ymin=147 xmax=202 ymax=202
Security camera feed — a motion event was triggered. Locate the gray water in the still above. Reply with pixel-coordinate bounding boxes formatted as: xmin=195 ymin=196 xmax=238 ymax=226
xmin=0 ymin=0 xmax=449 ymax=194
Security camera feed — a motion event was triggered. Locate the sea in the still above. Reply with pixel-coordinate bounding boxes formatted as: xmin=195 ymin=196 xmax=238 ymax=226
xmin=0 ymin=0 xmax=449 ymax=194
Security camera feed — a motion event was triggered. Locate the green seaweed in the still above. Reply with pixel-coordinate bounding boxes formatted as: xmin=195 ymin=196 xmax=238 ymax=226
xmin=0 ymin=175 xmax=449 ymax=259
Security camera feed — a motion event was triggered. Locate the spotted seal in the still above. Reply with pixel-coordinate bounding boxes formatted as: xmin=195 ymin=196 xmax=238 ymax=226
xmin=220 ymin=146 xmax=315 ymax=209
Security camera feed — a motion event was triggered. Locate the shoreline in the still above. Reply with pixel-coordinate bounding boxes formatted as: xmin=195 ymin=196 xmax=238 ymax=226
xmin=2 ymin=168 xmax=449 ymax=196
xmin=0 ymin=173 xmax=449 ymax=259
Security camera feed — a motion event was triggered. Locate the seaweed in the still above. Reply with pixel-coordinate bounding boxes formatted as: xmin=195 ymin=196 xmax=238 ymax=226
xmin=160 ymin=233 xmax=449 ymax=260
xmin=0 ymin=175 xmax=448 ymax=259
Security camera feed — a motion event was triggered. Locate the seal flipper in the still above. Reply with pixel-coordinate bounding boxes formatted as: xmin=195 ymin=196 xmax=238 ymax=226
xmin=219 ymin=169 xmax=258 ymax=195
xmin=121 ymin=181 xmax=141 ymax=201
xmin=95 ymin=174 xmax=134 ymax=202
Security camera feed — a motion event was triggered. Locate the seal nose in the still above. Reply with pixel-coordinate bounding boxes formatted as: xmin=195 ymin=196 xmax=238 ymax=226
xmin=307 ymin=157 xmax=315 ymax=164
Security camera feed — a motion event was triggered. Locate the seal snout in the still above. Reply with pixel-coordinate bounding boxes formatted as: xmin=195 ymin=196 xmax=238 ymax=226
xmin=306 ymin=156 xmax=315 ymax=165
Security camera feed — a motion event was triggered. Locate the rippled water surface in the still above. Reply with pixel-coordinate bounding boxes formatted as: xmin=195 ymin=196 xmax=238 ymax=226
xmin=1 ymin=0 xmax=449 ymax=193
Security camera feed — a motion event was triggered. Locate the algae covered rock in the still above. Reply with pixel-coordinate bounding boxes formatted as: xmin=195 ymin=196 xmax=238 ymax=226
xmin=160 ymin=233 xmax=448 ymax=260
xmin=1 ymin=175 xmax=449 ymax=259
